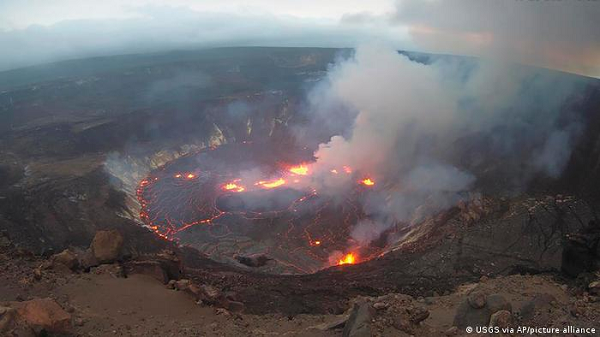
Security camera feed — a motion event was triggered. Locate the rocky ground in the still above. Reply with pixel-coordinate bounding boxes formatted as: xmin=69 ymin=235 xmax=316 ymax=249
xmin=1 ymin=229 xmax=599 ymax=336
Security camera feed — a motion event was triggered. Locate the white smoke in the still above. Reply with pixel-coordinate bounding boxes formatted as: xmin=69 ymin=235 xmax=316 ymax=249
xmin=301 ymin=44 xmax=585 ymax=246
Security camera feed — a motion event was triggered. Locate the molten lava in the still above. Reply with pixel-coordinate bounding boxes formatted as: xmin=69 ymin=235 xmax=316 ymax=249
xmin=136 ymin=143 xmax=391 ymax=274
xmin=256 ymin=178 xmax=286 ymax=189
xmin=361 ymin=178 xmax=375 ymax=186
xmin=338 ymin=253 xmax=357 ymax=265
xmin=289 ymin=164 xmax=309 ymax=175
xmin=223 ymin=182 xmax=245 ymax=192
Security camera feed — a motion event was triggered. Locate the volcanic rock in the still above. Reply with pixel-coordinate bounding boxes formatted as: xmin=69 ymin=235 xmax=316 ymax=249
xmin=589 ymin=281 xmax=600 ymax=295
xmin=91 ymin=230 xmax=123 ymax=263
xmin=343 ymin=301 xmax=374 ymax=337
xmin=51 ymin=249 xmax=79 ymax=270
xmin=11 ymin=298 xmax=72 ymax=334
xmin=224 ymin=300 xmax=245 ymax=313
xmin=175 ymin=279 xmax=191 ymax=291
xmin=392 ymin=316 xmax=412 ymax=333
xmin=467 ymin=291 xmax=486 ymax=309
xmin=235 ymin=255 xmax=271 ymax=268
xmin=33 ymin=268 xmax=42 ymax=281
xmin=454 ymin=293 xmax=512 ymax=328
xmin=453 ymin=299 xmax=490 ymax=328
xmin=373 ymin=302 xmax=388 ymax=310
xmin=79 ymin=249 xmax=99 ymax=270
xmin=155 ymin=249 xmax=184 ymax=280
xmin=486 ymin=294 xmax=511 ymax=314
xmin=489 ymin=310 xmax=512 ymax=327
xmin=519 ymin=293 xmax=556 ymax=320
xmin=92 ymin=263 xmax=125 ymax=278
xmin=315 ymin=315 xmax=349 ymax=331
xmin=166 ymin=280 xmax=177 ymax=289
xmin=408 ymin=306 xmax=430 ymax=324
xmin=127 ymin=260 xmax=169 ymax=284
xmin=0 ymin=306 xmax=17 ymax=332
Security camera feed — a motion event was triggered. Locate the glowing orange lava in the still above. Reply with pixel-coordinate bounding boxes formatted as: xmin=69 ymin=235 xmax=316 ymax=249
xmin=338 ymin=253 xmax=357 ymax=265
xmin=223 ymin=182 xmax=245 ymax=193
xmin=343 ymin=166 xmax=353 ymax=174
xmin=289 ymin=164 xmax=309 ymax=176
xmin=256 ymin=178 xmax=286 ymax=189
xmin=361 ymin=178 xmax=375 ymax=186
xmin=186 ymin=173 xmax=196 ymax=179
xmin=330 ymin=169 xmax=338 ymax=174
xmin=174 ymin=174 xmax=182 ymax=178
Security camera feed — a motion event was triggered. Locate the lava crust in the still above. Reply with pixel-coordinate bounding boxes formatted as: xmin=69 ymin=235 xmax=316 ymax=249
xmin=137 ymin=141 xmax=388 ymax=274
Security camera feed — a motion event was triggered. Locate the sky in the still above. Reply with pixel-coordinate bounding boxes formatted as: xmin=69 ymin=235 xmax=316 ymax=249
xmin=0 ymin=0 xmax=598 ymax=77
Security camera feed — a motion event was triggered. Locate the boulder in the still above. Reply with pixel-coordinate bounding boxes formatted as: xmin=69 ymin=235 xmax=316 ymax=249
xmin=453 ymin=293 xmax=511 ymax=328
xmin=486 ymin=294 xmax=511 ymax=314
xmin=408 ymin=306 xmax=430 ymax=324
xmin=79 ymin=249 xmax=99 ymax=270
xmin=11 ymin=298 xmax=71 ymax=334
xmin=91 ymin=230 xmax=123 ymax=263
xmin=453 ymin=300 xmax=491 ymax=328
xmin=343 ymin=301 xmax=374 ymax=337
xmin=489 ymin=310 xmax=512 ymax=327
xmin=51 ymin=249 xmax=79 ymax=271
xmin=467 ymin=291 xmax=486 ymax=309
xmin=519 ymin=293 xmax=556 ymax=320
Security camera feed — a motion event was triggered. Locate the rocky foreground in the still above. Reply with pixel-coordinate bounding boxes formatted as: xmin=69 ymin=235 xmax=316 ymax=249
xmin=1 ymin=230 xmax=599 ymax=337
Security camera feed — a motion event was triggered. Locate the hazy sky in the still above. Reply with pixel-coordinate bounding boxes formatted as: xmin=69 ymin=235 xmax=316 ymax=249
xmin=0 ymin=0 xmax=598 ymax=77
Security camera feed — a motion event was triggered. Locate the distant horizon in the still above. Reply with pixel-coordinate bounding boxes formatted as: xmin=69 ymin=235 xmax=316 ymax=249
xmin=1 ymin=1 xmax=598 ymax=77
xmin=2 ymin=46 xmax=597 ymax=85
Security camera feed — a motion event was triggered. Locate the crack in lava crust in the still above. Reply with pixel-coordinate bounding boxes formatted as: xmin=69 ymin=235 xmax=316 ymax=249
xmin=136 ymin=142 xmax=386 ymax=274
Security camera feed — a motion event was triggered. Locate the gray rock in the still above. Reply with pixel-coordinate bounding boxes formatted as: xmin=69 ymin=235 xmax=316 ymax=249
xmin=486 ymin=294 xmax=512 ymax=314
xmin=453 ymin=299 xmax=491 ymax=328
xmin=468 ymin=291 xmax=486 ymax=309
xmin=343 ymin=301 xmax=374 ymax=337
xmin=519 ymin=293 xmax=555 ymax=320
